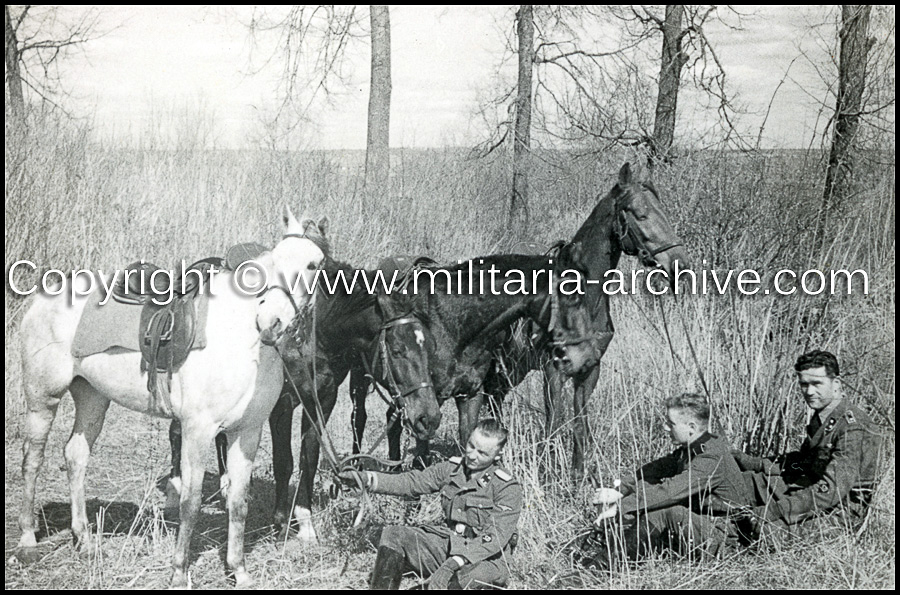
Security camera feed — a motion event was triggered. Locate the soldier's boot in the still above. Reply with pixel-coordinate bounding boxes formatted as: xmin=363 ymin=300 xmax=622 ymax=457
xmin=572 ymin=528 xmax=617 ymax=572
xmin=370 ymin=546 xmax=405 ymax=590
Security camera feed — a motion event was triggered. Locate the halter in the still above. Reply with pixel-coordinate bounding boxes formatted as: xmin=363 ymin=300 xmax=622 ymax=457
xmin=364 ymin=314 xmax=434 ymax=413
xmin=614 ymin=184 xmax=683 ymax=268
xmin=258 ymin=231 xmax=323 ymax=323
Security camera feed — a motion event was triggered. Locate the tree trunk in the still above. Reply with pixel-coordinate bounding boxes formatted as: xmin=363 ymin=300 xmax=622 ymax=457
xmin=510 ymin=5 xmax=533 ymax=233
xmin=365 ymin=6 xmax=392 ymax=199
xmin=650 ymin=5 xmax=687 ymax=167
xmin=818 ymin=5 xmax=873 ymax=249
xmin=5 ymin=5 xmax=25 ymax=129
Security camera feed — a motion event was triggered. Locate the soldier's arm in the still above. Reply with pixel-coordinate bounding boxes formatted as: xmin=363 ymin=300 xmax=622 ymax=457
xmin=619 ymin=452 xmax=724 ymax=515
xmin=619 ymin=452 xmax=679 ymax=496
xmin=732 ymin=450 xmax=782 ymax=475
xmin=367 ymin=461 xmax=454 ymax=497
xmin=449 ymin=480 xmax=523 ymax=565
xmin=771 ymin=425 xmax=869 ymax=524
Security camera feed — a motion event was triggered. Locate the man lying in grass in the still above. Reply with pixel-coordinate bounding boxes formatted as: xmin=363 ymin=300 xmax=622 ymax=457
xmin=732 ymin=350 xmax=882 ymax=541
xmin=575 ymin=392 xmax=753 ymax=571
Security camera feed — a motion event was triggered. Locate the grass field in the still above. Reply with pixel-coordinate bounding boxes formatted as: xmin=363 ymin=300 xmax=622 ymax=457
xmin=4 ymin=116 xmax=895 ymax=589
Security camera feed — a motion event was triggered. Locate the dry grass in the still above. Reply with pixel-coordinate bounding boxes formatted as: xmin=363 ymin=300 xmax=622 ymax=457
xmin=4 ymin=115 xmax=895 ymax=589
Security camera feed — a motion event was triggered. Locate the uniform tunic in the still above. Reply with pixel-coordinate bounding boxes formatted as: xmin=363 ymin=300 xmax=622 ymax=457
xmin=617 ymin=432 xmax=753 ymax=557
xmin=734 ymin=398 xmax=881 ymax=526
xmin=370 ymin=457 xmax=523 ymax=588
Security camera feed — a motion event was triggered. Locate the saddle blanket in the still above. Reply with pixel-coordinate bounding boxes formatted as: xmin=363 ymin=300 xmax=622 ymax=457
xmin=71 ymin=291 xmax=208 ymax=358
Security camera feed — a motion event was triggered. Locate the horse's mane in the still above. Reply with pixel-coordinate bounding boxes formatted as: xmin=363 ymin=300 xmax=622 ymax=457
xmin=298 ymin=218 xmax=332 ymax=259
xmin=316 ymin=258 xmax=377 ymax=322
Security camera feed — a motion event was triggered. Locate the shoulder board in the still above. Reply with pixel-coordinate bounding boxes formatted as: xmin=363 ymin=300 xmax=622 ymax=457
xmin=494 ymin=468 xmax=512 ymax=481
xmin=449 ymin=456 xmax=463 ymax=464
xmin=844 ymin=410 xmax=857 ymax=425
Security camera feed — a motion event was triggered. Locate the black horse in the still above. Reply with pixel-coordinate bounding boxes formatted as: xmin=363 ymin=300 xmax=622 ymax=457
xmin=351 ymin=163 xmax=689 ymax=478
xmin=480 ymin=162 xmax=689 ymax=476
xmin=169 ymin=220 xmax=443 ymax=543
xmin=351 ymin=242 xmax=598 ymax=462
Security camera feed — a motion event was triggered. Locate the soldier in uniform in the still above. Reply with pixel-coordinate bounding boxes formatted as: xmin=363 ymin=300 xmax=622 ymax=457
xmin=577 ymin=393 xmax=752 ymax=569
xmin=339 ymin=418 xmax=522 ymax=590
xmin=733 ymin=350 xmax=882 ymax=538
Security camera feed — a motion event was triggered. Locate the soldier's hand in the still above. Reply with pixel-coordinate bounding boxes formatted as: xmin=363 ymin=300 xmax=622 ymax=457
xmin=591 ymin=487 xmax=624 ymax=506
xmin=427 ymin=557 xmax=462 ymax=590
xmin=336 ymin=469 xmax=369 ymax=489
xmin=593 ymin=502 xmax=618 ymax=525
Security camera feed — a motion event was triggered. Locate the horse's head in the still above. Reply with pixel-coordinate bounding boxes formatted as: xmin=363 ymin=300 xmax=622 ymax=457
xmin=257 ymin=206 xmax=328 ymax=345
xmin=548 ymin=241 xmax=605 ymax=376
xmin=613 ymin=163 xmax=689 ymax=283
xmin=373 ymin=285 xmax=442 ymax=441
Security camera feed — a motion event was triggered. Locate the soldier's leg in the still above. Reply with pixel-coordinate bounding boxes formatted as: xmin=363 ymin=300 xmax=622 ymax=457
xmin=653 ymin=506 xmax=733 ymax=559
xmin=455 ymin=556 xmax=510 ymax=589
xmin=574 ymin=516 xmax=666 ymax=572
xmin=378 ymin=525 xmax=447 ymax=583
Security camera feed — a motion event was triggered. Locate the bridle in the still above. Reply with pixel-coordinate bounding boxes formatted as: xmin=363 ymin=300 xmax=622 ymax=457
xmin=257 ymin=231 xmax=323 ymax=331
xmin=364 ymin=313 xmax=434 ymax=416
xmin=614 ymin=184 xmax=683 ymax=269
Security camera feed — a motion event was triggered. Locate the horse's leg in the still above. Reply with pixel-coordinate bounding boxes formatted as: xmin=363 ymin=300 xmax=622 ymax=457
xmin=269 ymin=393 xmax=294 ymax=532
xmin=350 ymin=365 xmax=368 ymax=455
xmin=387 ymin=404 xmax=403 ymax=461
xmin=65 ymin=378 xmax=111 ymax=551
xmin=19 ymin=332 xmax=71 ymax=554
xmin=18 ymin=395 xmax=63 ymax=551
xmin=222 ymin=425 xmax=262 ymax=588
xmin=295 ymin=381 xmax=338 ymax=544
xmin=167 ymin=420 xmax=183 ymax=512
xmin=171 ymin=422 xmax=216 ymax=589
xmin=542 ymin=360 xmax=566 ymax=435
xmin=572 ymin=365 xmax=600 ymax=482
xmin=215 ymin=432 xmax=229 ymax=499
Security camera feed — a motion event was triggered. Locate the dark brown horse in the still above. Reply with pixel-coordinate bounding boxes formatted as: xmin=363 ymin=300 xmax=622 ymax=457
xmin=352 ymin=242 xmax=597 ymax=462
xmin=353 ymin=163 xmax=688 ymax=477
xmin=480 ymin=162 xmax=689 ymax=476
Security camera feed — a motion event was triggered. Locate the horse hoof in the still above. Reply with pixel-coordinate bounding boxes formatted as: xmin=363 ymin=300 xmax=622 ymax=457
xmin=232 ymin=569 xmax=255 ymax=589
xmin=170 ymin=570 xmax=190 ymax=590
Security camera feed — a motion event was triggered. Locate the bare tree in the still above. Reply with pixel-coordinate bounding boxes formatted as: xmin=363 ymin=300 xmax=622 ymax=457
xmin=650 ymin=5 xmax=688 ymax=165
xmin=474 ymin=6 xmax=743 ymax=198
xmin=4 ymin=5 xmax=101 ymax=132
xmin=247 ymin=6 xmax=392 ymax=198
xmin=510 ymin=5 xmax=533 ymax=231
xmin=817 ymin=5 xmax=875 ymax=248
xmin=366 ymin=6 xmax=391 ymax=199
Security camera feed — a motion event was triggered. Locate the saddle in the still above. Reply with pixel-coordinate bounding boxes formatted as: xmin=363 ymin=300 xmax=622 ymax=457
xmin=111 ymin=244 xmax=267 ymax=417
xmin=376 ymin=255 xmax=439 ymax=293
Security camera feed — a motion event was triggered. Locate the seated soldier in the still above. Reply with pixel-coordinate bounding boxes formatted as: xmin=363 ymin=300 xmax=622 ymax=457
xmin=733 ymin=350 xmax=882 ymax=538
xmin=339 ymin=418 xmax=522 ymax=590
xmin=577 ymin=393 xmax=752 ymax=570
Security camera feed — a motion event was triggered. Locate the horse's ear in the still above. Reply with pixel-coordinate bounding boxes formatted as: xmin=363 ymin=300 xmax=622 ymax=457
xmin=284 ymin=204 xmax=301 ymax=232
xmin=618 ymin=163 xmax=633 ymax=187
xmin=317 ymin=215 xmax=329 ymax=237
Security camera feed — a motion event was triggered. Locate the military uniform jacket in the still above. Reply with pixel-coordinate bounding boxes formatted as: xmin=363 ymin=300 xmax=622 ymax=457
xmin=619 ymin=433 xmax=751 ymax=516
xmin=370 ymin=458 xmax=523 ymax=564
xmin=734 ymin=399 xmax=881 ymax=524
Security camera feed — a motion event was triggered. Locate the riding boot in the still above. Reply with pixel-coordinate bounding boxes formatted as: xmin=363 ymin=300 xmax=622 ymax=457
xmin=370 ymin=546 xmax=405 ymax=590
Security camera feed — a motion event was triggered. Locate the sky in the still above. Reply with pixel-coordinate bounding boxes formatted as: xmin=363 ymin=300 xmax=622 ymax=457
xmin=30 ymin=5 xmax=886 ymax=150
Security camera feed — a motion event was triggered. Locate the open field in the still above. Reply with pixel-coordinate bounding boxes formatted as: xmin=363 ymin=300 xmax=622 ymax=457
xmin=5 ymin=118 xmax=895 ymax=588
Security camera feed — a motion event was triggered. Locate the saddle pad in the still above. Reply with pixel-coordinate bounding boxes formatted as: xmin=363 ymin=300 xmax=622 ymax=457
xmin=72 ymin=292 xmax=208 ymax=358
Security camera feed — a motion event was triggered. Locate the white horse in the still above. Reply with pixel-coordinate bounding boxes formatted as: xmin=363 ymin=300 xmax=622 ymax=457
xmin=16 ymin=207 xmax=326 ymax=588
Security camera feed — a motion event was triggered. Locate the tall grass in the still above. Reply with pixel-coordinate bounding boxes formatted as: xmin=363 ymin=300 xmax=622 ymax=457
xmin=4 ymin=113 xmax=894 ymax=589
